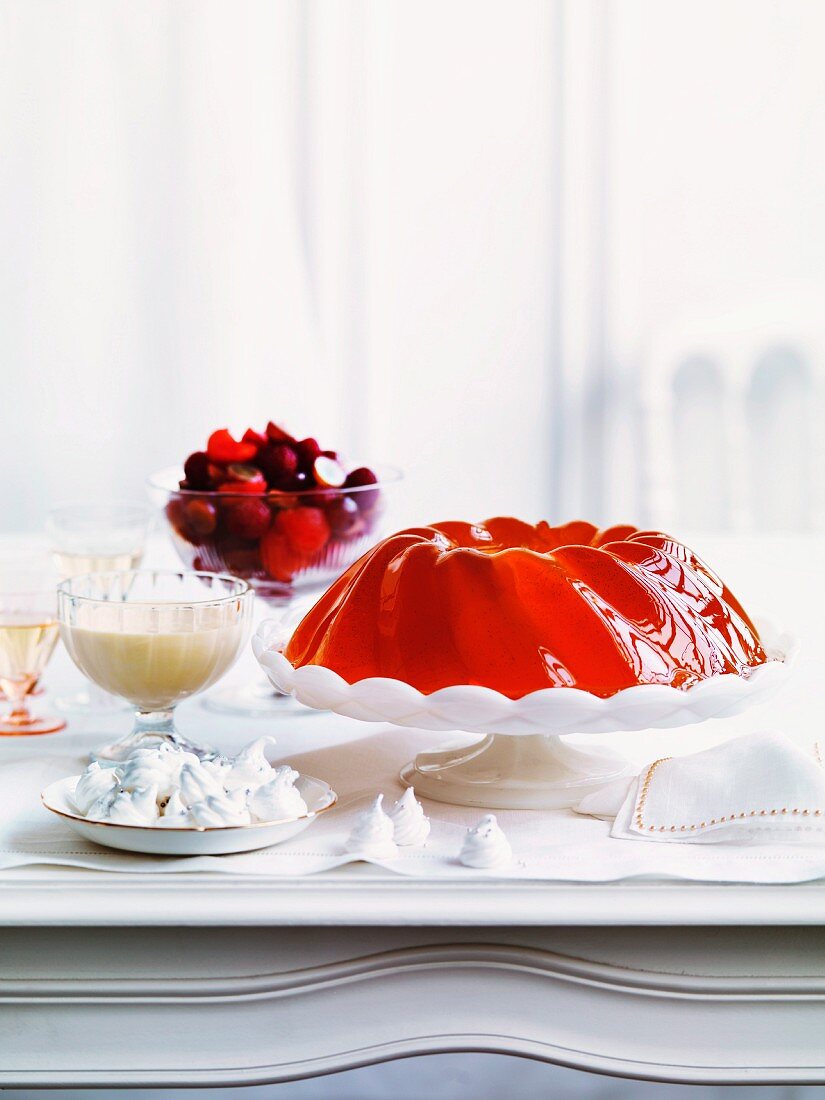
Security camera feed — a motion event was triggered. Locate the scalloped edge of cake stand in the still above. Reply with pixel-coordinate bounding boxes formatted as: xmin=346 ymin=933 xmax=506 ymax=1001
xmin=253 ymin=619 xmax=797 ymax=809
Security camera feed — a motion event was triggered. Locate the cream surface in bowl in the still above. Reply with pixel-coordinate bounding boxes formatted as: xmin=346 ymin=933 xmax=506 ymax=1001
xmin=60 ymin=602 xmax=247 ymax=711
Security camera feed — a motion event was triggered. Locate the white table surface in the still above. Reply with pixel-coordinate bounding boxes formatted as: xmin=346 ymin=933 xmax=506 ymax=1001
xmin=2 ymin=531 xmax=825 ymax=1086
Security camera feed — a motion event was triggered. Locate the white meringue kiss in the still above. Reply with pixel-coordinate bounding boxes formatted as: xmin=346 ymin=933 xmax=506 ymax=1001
xmin=178 ymin=761 xmax=227 ymax=806
xmin=388 ymin=787 xmax=430 ymax=846
xmin=222 ymin=736 xmax=277 ymax=792
xmin=118 ymin=745 xmax=199 ymax=799
xmin=94 ymin=785 xmax=160 ymax=827
xmin=459 ymin=814 xmax=512 ymax=869
xmin=248 ymin=766 xmax=308 ymax=823
xmin=347 ymin=794 xmax=398 ymax=859
xmin=72 ymin=762 xmax=119 ymax=815
xmin=188 ymin=789 xmax=251 ymax=828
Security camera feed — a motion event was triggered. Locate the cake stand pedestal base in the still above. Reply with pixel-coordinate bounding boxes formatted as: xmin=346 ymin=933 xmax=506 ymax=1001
xmin=400 ymin=733 xmax=632 ymax=810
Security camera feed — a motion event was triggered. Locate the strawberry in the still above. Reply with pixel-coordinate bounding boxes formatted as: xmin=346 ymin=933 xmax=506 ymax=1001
xmin=275 ymin=506 xmax=330 ymax=555
xmin=260 ymin=527 xmax=305 ymax=583
xmin=242 ymin=428 xmax=267 ymax=451
xmin=266 ymin=421 xmax=296 ymax=444
xmin=206 ymin=428 xmax=257 ymax=465
xmin=294 ymin=437 xmax=321 ymax=471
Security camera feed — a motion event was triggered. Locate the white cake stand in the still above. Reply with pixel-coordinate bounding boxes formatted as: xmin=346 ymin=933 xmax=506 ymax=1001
xmin=253 ymin=621 xmax=797 ymax=810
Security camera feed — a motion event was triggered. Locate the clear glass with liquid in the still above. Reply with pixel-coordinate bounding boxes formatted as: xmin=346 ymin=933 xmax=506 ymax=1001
xmin=0 ymin=589 xmax=65 ymax=736
xmin=46 ymin=503 xmax=153 ymax=714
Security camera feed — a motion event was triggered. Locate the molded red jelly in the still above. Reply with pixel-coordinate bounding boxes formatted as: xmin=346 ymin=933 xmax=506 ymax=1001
xmin=284 ymin=518 xmax=768 ymax=699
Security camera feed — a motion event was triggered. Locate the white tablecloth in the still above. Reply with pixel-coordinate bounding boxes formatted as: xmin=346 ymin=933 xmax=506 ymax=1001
xmin=2 ymin=532 xmax=824 ymax=882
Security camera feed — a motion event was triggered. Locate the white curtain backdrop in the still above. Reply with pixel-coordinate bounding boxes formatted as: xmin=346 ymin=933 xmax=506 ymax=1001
xmin=2 ymin=0 xmax=825 ymax=531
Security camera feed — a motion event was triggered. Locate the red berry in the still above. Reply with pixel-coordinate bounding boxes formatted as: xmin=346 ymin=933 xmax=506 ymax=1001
xmin=240 ymin=426 xmax=266 ymax=448
xmin=165 ymin=497 xmax=188 ymax=538
xmin=313 ymin=455 xmax=346 ymax=488
xmin=260 ymin=528 xmax=304 ymax=583
xmin=327 ymin=495 xmax=361 ymax=535
xmin=220 ymin=464 xmax=267 ymax=493
xmin=344 ymin=466 xmax=378 ymax=488
xmin=222 ymin=546 xmax=263 ymax=577
xmin=183 ymin=498 xmax=217 ymax=538
xmin=258 ymin=443 xmax=298 ymax=487
xmin=344 ymin=467 xmax=380 ymax=511
xmin=288 ymin=470 xmax=310 ymax=492
xmin=183 ymin=451 xmax=212 ymax=490
xmin=275 ymin=506 xmax=330 ymax=555
xmin=266 ymin=421 xmax=295 ymax=444
xmin=294 ymin=437 xmax=321 ymax=471
xmin=226 ymin=498 xmax=271 ymax=539
xmin=321 ymin=449 xmax=339 ymax=461
xmin=207 ymin=428 xmax=257 ymax=465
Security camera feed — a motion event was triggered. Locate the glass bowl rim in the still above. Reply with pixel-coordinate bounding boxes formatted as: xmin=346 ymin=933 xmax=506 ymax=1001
xmin=146 ymin=463 xmax=403 ymax=499
xmin=56 ymin=568 xmax=252 ymax=608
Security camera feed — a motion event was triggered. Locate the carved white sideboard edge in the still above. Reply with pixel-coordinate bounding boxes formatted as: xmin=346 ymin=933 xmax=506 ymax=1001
xmin=3 ymin=871 xmax=825 ymax=925
xmin=2 ymin=939 xmax=825 ymax=1086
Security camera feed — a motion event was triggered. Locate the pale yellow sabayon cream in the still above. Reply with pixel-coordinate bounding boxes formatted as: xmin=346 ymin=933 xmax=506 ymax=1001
xmin=60 ymin=601 xmax=247 ymax=710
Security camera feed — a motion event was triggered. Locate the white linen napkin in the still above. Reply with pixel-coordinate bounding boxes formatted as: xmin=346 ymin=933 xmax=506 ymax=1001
xmin=576 ymin=731 xmax=825 ymax=844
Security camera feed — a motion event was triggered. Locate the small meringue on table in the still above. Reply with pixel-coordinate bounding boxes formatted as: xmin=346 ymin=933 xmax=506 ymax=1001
xmin=459 ymin=814 xmax=512 ymax=868
xmin=388 ymin=787 xmax=430 ymax=846
xmin=347 ymin=794 xmax=398 ymax=858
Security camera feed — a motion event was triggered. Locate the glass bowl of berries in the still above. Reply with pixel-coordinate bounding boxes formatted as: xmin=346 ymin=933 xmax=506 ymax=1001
xmin=148 ymin=422 xmax=402 ymax=716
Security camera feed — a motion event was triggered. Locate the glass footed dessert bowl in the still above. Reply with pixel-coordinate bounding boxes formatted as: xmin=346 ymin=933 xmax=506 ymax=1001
xmin=254 ymin=518 xmax=798 ymax=810
xmin=58 ymin=569 xmax=253 ymax=762
xmin=148 ymin=422 xmax=401 ymax=717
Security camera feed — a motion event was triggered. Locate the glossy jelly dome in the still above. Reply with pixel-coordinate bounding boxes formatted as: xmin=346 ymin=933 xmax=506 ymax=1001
xmin=284 ymin=518 xmax=768 ymax=699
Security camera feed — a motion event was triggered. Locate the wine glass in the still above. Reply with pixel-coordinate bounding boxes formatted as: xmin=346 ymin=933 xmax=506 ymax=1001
xmin=57 ymin=569 xmax=253 ymax=762
xmin=46 ymin=502 xmax=154 ymax=714
xmin=0 ymin=567 xmax=66 ymax=737
xmin=147 ymin=464 xmax=402 ymax=717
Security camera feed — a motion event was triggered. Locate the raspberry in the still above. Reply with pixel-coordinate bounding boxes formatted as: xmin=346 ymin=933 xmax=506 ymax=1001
xmin=275 ymin=506 xmax=330 ymax=555
xmin=259 ymin=443 xmax=299 ymax=488
xmin=183 ymin=451 xmax=212 ymax=490
xmin=226 ymin=499 xmax=271 ymax=539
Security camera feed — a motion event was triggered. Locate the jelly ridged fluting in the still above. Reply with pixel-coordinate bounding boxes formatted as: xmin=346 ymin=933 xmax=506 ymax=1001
xmin=284 ymin=519 xmax=767 ymax=699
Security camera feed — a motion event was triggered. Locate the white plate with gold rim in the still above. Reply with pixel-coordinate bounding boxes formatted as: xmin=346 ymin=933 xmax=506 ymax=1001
xmin=41 ymin=774 xmax=337 ymax=856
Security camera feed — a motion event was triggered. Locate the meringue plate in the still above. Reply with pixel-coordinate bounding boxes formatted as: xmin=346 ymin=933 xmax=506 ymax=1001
xmin=41 ymin=774 xmax=337 ymax=856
